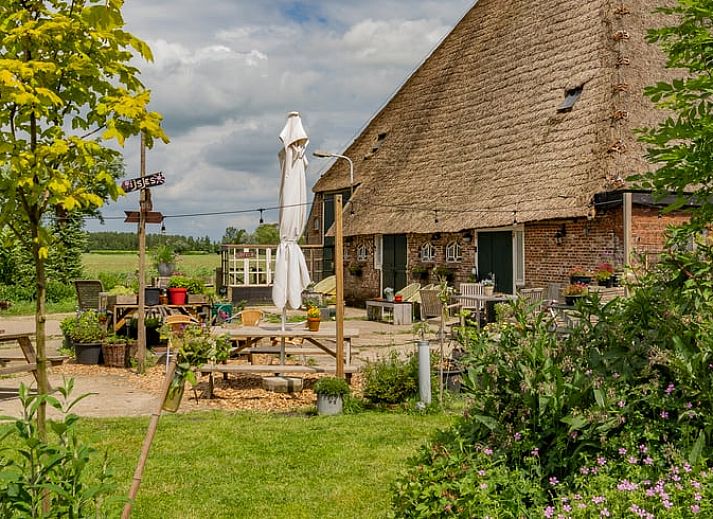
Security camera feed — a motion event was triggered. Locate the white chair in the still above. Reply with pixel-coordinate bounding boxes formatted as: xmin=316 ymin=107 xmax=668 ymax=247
xmin=457 ymin=283 xmax=484 ymax=311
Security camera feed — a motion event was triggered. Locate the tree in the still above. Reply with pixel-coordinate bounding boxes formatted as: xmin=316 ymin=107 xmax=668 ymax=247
xmin=250 ymin=223 xmax=280 ymax=244
xmin=222 ymin=226 xmax=247 ymax=244
xmin=634 ymin=1 xmax=713 ymax=236
xmin=0 ymin=0 xmax=167 ymax=437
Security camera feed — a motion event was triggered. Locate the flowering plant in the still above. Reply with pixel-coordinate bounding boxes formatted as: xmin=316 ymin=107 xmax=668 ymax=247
xmin=569 ymin=267 xmax=591 ymax=277
xmin=594 ymin=262 xmax=615 ymax=281
xmin=307 ymin=306 xmax=321 ymax=319
xmin=563 ymin=283 xmax=588 ymax=296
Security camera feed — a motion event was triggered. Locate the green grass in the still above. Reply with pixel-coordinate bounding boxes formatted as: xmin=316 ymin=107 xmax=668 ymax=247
xmin=82 ymin=252 xmax=220 ymax=278
xmin=1 ymin=300 xmax=76 ymax=316
xmin=80 ymin=410 xmax=451 ymax=518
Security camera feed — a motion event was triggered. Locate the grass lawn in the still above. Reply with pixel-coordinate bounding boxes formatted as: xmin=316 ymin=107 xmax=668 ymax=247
xmin=83 ymin=410 xmax=451 ymax=518
xmin=82 ymin=252 xmax=220 ymax=278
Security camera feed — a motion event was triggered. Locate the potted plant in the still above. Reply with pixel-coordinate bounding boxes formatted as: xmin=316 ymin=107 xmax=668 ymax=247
xmin=569 ymin=268 xmax=592 ymax=285
xmin=167 ymin=275 xmax=191 ymax=305
xmin=186 ymin=277 xmax=208 ymax=303
xmin=411 ymin=265 xmax=429 ymax=280
xmin=145 ymin=316 xmax=163 ymax=347
xmin=432 ymin=266 xmax=454 ymax=283
xmin=313 ymin=376 xmax=350 ymax=415
xmin=563 ymin=283 xmax=588 ymax=306
xmin=153 ymin=244 xmax=177 ymax=277
xmin=594 ymin=262 xmax=615 ymax=287
xmin=482 ymin=277 xmax=495 ymax=296
xmin=306 ymin=304 xmax=321 ymax=332
xmin=162 ymin=324 xmax=230 ymax=412
xmin=102 ymin=333 xmax=129 ymax=368
xmin=60 ymin=311 xmax=106 ymax=364
xmin=347 ymin=264 xmax=363 ymax=276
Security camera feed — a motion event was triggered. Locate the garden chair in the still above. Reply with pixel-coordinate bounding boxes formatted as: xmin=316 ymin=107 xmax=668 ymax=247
xmin=418 ymin=289 xmax=460 ymax=324
xmin=228 ymin=308 xmax=263 ymax=326
xmin=395 ymin=283 xmax=421 ymax=302
xmin=73 ymin=279 xmax=104 ymax=312
xmin=456 ymin=282 xmax=484 ymax=311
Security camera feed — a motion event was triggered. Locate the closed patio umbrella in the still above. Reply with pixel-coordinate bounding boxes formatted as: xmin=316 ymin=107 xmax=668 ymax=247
xmin=272 ymin=112 xmax=311 ymax=330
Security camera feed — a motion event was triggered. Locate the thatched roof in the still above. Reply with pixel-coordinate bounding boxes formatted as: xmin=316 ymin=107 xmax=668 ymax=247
xmin=313 ymin=0 xmax=679 ymax=236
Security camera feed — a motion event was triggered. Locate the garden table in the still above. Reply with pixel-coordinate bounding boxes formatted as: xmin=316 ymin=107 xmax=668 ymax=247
xmin=365 ymin=299 xmax=412 ymax=325
xmin=455 ymin=293 xmax=517 ymax=326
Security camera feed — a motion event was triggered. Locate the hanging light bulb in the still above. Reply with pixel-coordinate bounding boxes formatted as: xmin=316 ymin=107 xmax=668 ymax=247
xmin=259 ymin=209 xmax=264 ymax=224
xmin=160 ymin=222 xmax=166 ymax=234
xmin=434 ymin=210 xmax=439 ymax=224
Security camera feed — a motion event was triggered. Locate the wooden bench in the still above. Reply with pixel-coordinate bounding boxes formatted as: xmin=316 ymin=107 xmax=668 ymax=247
xmin=199 ymin=363 xmax=359 ymax=398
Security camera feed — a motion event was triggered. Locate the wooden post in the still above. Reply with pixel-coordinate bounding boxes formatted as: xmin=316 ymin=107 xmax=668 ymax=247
xmin=623 ymin=192 xmax=633 ymax=267
xmin=334 ymin=194 xmax=344 ymax=379
xmin=137 ymin=133 xmax=147 ymax=373
xmin=121 ymin=356 xmax=177 ymax=519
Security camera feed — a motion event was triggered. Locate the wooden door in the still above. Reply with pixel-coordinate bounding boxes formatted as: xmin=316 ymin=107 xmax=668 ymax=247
xmin=477 ymin=231 xmax=513 ymax=294
xmin=382 ymin=234 xmax=407 ymax=292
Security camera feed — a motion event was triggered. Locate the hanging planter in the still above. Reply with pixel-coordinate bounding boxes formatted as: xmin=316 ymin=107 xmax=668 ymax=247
xmin=162 ymin=372 xmax=185 ymax=413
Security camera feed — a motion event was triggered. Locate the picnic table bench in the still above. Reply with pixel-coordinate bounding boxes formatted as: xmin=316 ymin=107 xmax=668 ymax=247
xmin=0 ymin=333 xmax=67 ymax=384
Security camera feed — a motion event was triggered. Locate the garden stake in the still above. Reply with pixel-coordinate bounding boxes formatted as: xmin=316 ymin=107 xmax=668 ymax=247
xmin=122 ymin=356 xmax=177 ymax=519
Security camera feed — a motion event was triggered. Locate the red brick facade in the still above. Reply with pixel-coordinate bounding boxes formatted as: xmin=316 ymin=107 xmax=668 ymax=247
xmin=331 ymin=204 xmax=689 ymax=304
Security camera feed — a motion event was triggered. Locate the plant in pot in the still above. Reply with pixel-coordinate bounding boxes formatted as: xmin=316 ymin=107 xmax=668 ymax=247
xmin=186 ymin=276 xmax=207 ymax=303
xmin=594 ymin=262 xmax=615 ymax=287
xmin=163 ymin=324 xmax=230 ymax=412
xmin=152 ymin=244 xmax=177 ymax=277
xmin=313 ymin=376 xmax=350 ymax=415
xmin=347 ymin=264 xmax=363 ymax=276
xmin=145 ymin=316 xmax=163 ymax=347
xmin=102 ymin=333 xmax=129 ymax=368
xmin=167 ymin=275 xmax=191 ymax=305
xmin=482 ymin=277 xmax=495 ymax=296
xmin=562 ymin=283 xmax=588 ymax=306
xmin=569 ymin=267 xmax=592 ymax=285
xmin=411 ymin=265 xmax=429 ymax=280
xmin=306 ymin=304 xmax=321 ymax=332
xmin=60 ymin=311 xmax=106 ymax=365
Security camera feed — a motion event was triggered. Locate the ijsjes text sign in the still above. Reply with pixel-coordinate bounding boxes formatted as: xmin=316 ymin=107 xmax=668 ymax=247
xmin=121 ymin=172 xmax=165 ymax=193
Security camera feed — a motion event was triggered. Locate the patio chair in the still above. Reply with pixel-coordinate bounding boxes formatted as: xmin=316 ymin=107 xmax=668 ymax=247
xmin=73 ymin=279 xmax=104 ymax=312
xmin=518 ymin=287 xmax=545 ymax=308
xmin=229 ymin=308 xmax=263 ymax=326
xmin=418 ymin=289 xmax=460 ymax=323
xmin=456 ymin=282 xmax=484 ymax=311
xmin=302 ymin=275 xmax=337 ymax=306
xmin=395 ymin=283 xmax=421 ymax=302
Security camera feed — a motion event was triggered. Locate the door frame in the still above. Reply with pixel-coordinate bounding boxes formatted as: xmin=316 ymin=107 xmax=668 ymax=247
xmin=475 ymin=226 xmax=522 ymax=294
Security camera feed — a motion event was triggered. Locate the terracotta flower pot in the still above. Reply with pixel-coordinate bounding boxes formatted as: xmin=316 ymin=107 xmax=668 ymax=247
xmin=307 ymin=317 xmax=320 ymax=332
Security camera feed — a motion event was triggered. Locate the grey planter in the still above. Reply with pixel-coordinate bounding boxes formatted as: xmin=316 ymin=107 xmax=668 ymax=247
xmin=157 ymin=263 xmax=174 ymax=277
xmin=316 ymin=394 xmax=343 ymax=415
xmin=74 ymin=342 xmax=102 ymax=365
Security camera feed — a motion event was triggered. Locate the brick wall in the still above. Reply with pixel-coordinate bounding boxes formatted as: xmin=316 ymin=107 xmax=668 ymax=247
xmin=631 ymin=206 xmax=689 ymax=267
xmin=524 ymin=211 xmax=624 ymax=288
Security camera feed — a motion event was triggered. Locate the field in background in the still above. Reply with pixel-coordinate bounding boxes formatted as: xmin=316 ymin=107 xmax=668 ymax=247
xmin=82 ymin=252 xmax=220 ymax=279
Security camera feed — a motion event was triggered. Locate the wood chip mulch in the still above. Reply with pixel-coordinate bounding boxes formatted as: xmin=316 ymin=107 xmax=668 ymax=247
xmin=53 ymin=362 xmax=363 ymax=414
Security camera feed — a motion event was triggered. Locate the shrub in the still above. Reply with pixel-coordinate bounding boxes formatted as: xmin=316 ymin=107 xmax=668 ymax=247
xmin=60 ymin=311 xmax=106 ymax=343
xmin=362 ymin=352 xmax=418 ymax=404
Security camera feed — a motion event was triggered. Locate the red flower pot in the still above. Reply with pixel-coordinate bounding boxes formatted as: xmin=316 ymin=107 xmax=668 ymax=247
xmin=167 ymin=287 xmax=187 ymax=305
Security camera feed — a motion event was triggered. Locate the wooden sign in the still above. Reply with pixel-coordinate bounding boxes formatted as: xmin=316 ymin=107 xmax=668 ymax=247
xmin=124 ymin=211 xmax=164 ymax=224
xmin=235 ymin=251 xmax=256 ymax=259
xmin=121 ymin=172 xmax=165 ymax=193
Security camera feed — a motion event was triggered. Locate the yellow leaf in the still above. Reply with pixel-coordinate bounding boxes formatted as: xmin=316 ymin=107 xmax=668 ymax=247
xmin=38 ymin=247 xmax=49 ymax=260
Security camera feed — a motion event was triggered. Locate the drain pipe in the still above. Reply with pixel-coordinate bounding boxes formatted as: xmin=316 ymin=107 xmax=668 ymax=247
xmin=418 ymin=339 xmax=432 ymax=405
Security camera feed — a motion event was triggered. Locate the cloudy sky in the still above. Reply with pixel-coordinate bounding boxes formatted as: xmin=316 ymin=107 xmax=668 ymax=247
xmin=88 ymin=0 xmax=473 ymax=240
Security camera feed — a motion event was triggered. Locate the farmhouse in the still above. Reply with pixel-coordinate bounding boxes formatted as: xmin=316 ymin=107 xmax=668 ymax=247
xmin=305 ymin=0 xmax=689 ymax=303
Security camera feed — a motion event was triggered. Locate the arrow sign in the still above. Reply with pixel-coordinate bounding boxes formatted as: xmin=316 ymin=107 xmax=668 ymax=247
xmin=121 ymin=171 xmax=165 ymax=193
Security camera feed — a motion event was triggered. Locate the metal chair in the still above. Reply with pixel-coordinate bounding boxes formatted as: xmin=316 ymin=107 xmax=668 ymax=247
xmin=73 ymin=280 xmax=104 ymax=312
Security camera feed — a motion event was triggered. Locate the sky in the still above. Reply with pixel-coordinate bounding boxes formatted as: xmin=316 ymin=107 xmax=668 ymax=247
xmin=87 ymin=0 xmax=473 ymax=240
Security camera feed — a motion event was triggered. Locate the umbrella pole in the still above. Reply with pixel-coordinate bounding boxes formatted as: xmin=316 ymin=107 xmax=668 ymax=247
xmin=281 ymin=308 xmax=286 ymax=331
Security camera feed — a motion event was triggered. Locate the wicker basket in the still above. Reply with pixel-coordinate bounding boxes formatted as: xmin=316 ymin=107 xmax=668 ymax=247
xmin=102 ymin=342 xmax=126 ymax=368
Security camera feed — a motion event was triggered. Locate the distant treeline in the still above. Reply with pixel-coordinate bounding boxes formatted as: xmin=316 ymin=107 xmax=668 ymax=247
xmin=87 ymin=232 xmax=216 ymax=252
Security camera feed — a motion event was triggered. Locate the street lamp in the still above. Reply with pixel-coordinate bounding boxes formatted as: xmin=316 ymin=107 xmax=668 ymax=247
xmin=313 ymin=149 xmax=354 ymax=198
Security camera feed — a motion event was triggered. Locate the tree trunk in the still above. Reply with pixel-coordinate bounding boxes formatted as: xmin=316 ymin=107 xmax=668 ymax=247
xmin=32 ymin=226 xmax=50 ymax=440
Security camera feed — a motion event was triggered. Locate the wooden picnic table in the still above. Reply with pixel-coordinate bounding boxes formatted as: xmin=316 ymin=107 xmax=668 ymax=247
xmin=199 ymin=324 xmax=360 ymax=398
xmin=0 ymin=333 xmax=66 ymax=385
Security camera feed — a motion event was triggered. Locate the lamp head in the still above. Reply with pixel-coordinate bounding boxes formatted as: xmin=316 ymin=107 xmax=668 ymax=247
xmin=312 ymin=149 xmax=334 ymax=158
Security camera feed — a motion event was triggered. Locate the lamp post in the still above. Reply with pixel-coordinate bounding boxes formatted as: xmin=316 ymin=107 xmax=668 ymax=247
xmin=313 ymin=149 xmax=354 ymax=198
xmin=313 ymin=150 xmax=354 ymax=379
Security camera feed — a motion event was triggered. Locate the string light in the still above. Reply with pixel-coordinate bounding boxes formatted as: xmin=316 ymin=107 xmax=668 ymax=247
xmin=258 ymin=208 xmax=264 ymax=224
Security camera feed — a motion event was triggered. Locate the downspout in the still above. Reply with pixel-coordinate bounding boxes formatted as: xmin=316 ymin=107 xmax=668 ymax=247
xmin=623 ymin=192 xmax=633 ymax=268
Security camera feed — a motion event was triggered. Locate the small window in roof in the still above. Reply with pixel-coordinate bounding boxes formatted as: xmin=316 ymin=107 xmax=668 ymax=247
xmin=558 ymin=86 xmax=583 ymax=113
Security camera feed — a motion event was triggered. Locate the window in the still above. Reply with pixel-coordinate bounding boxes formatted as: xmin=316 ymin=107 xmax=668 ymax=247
xmin=514 ymin=230 xmax=525 ymax=286
xmin=420 ymin=242 xmax=436 ymax=262
xmin=356 ymin=245 xmax=368 ymax=262
xmin=558 ymin=86 xmax=583 ymax=112
xmin=445 ymin=242 xmax=462 ymax=263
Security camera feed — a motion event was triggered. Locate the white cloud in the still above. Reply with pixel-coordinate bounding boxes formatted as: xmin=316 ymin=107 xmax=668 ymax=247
xmin=89 ymin=0 xmax=471 ymax=240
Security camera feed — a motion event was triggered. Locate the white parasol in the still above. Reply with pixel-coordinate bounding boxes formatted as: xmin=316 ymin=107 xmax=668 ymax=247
xmin=272 ymin=111 xmax=311 ymax=330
